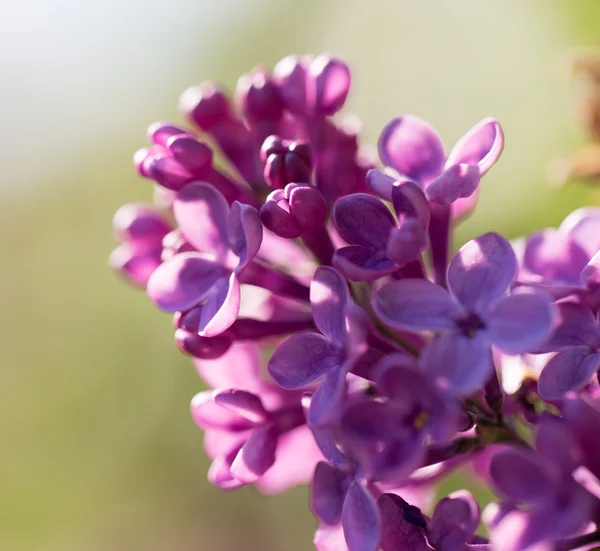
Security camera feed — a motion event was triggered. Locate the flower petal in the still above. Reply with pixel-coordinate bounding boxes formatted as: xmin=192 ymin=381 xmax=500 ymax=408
xmin=429 ymin=490 xmax=480 ymax=551
xmin=448 ymin=232 xmax=517 ymax=311
xmin=311 ymin=461 xmax=349 ymax=525
xmin=173 ymin=182 xmax=230 ymax=259
xmin=559 ymin=207 xmax=600 ymax=258
xmin=489 ymin=448 xmax=557 ymax=505
xmin=146 ymin=252 xmax=227 ymax=312
xmin=198 ymin=272 xmax=241 ymax=337
xmin=425 ymin=164 xmax=480 ymax=205
xmin=333 ymin=246 xmax=397 ymax=282
xmin=228 ymin=201 xmax=263 ymax=269
xmin=190 ymin=391 xmax=252 ymax=431
xmin=342 ymin=481 xmax=381 ymax=551
xmin=390 ymin=179 xmax=430 ymax=228
xmin=311 ymin=266 xmax=351 ymax=343
xmin=372 ymin=279 xmax=460 ymax=332
xmin=538 ymin=347 xmax=600 ymax=401
xmin=230 ymin=424 xmax=279 ymax=483
xmin=379 ymin=494 xmax=430 ymax=551
xmin=445 ymin=118 xmax=504 ymax=176
xmin=487 ymin=291 xmax=555 ymax=354
xmin=581 ymin=250 xmax=600 ymax=289
xmin=308 ymin=368 xmax=348 ymax=428
xmin=333 ymin=194 xmax=395 ymax=250
xmin=420 ymin=333 xmax=492 ymax=396
xmin=386 ymin=220 xmax=428 ymax=266
xmin=213 ymin=388 xmax=267 ymax=424
xmin=366 ymin=168 xmax=395 ymax=200
xmin=522 ymin=229 xmax=589 ymax=285
xmin=378 ymin=115 xmax=445 ymax=184
xmin=268 ymin=332 xmax=345 ymax=389
xmin=534 ymin=302 xmax=600 ymax=352
xmin=308 ymin=55 xmax=351 ymax=116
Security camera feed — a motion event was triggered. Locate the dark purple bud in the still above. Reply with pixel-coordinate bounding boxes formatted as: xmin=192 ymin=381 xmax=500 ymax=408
xmin=145 ymin=154 xmax=195 ymax=191
xmin=109 ymin=244 xmax=163 ymax=287
xmin=179 ymin=82 xmax=232 ymax=131
xmin=273 ymin=55 xmax=310 ymax=115
xmin=133 ymin=146 xmax=158 ymax=178
xmin=113 ymin=204 xmax=172 ymax=246
xmin=262 ymin=135 xmax=312 ymax=189
xmin=166 ymin=134 xmax=213 ymax=178
xmin=260 ymin=198 xmax=303 ymax=238
xmin=286 ymin=184 xmax=328 ymax=229
xmin=237 ymin=66 xmax=284 ymax=123
xmin=147 ymin=121 xmax=187 ymax=146
xmin=307 ymin=55 xmax=351 ymax=117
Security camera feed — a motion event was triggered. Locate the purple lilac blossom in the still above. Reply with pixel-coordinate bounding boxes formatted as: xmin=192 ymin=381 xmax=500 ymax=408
xmin=373 ymin=232 xmax=556 ymax=395
xmin=111 ymin=52 xmax=600 ymax=551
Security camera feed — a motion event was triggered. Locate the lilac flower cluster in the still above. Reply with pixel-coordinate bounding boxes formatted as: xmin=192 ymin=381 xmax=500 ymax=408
xmin=111 ymin=54 xmax=600 ymax=551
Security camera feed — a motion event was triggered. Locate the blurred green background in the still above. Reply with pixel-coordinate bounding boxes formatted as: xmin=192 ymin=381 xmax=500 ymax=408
xmin=2 ymin=1 xmax=599 ymax=549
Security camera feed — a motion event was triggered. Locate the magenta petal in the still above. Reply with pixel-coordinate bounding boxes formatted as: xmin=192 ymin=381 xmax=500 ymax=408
xmin=429 ymin=490 xmax=480 ymax=551
xmin=311 ymin=462 xmax=349 ymax=525
xmin=560 ymin=207 xmax=600 ymax=258
xmin=311 ymin=266 xmax=351 ymax=344
xmin=582 ymin=250 xmax=600 ymax=289
xmin=287 ymin=184 xmax=329 ymax=230
xmin=198 ymin=272 xmax=241 ymax=337
xmin=109 ymin=244 xmax=163 ymax=287
xmin=538 ymin=347 xmax=600 ymax=400
xmin=420 ymin=333 xmax=492 ymax=396
xmin=173 ymin=182 xmax=231 ymax=259
xmin=208 ymin=445 xmax=246 ymax=490
xmin=190 ymin=391 xmax=252 ymax=430
xmin=334 ymin=246 xmax=396 ymax=282
xmin=451 ymin=189 xmax=479 ymax=222
xmin=372 ymin=279 xmax=460 ymax=332
xmin=489 ymin=448 xmax=557 ymax=505
xmin=308 ymin=368 xmax=348 ymax=428
xmin=228 ymin=201 xmax=263 ymax=269
xmin=334 ymin=194 xmax=395 ymax=250
xmin=146 ymin=252 xmax=226 ymax=312
xmin=445 ymin=118 xmax=504 ymax=176
xmin=425 ymin=164 xmax=480 ymax=205
xmin=308 ymin=55 xmax=351 ymax=116
xmin=268 ymin=332 xmax=345 ymax=389
xmin=379 ymin=494 xmax=430 ymax=551
xmin=522 ymin=230 xmax=589 ymax=285
xmin=486 ymin=292 xmax=555 ymax=354
xmin=260 ymin=199 xmax=303 ymax=238
xmin=230 ymin=424 xmax=279 ymax=483
xmin=378 ymin=115 xmax=445 ymax=184
xmin=213 ymin=388 xmax=267 ymax=424
xmin=448 ymin=232 xmax=517 ymax=311
xmin=342 ymin=482 xmax=381 ymax=551
xmin=314 ymin=523 xmax=348 ymax=551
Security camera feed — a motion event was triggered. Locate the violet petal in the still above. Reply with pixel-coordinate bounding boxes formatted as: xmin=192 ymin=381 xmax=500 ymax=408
xmin=372 ymin=279 xmax=460 ymax=332
xmin=146 ymin=252 xmax=227 ymax=312
xmin=486 ymin=291 xmax=555 ymax=354
xmin=379 ymin=494 xmax=430 ymax=551
xmin=342 ymin=481 xmax=381 ymax=551
xmin=425 ymin=164 xmax=480 ymax=205
xmin=213 ymin=388 xmax=268 ymax=424
xmin=429 ymin=490 xmax=480 ymax=551
xmin=268 ymin=332 xmax=345 ymax=389
xmin=311 ymin=461 xmax=349 ymax=525
xmin=230 ymin=423 xmax=279 ymax=483
xmin=228 ymin=201 xmax=263 ymax=270
xmin=334 ymin=246 xmax=397 ymax=282
xmin=173 ymin=182 xmax=230 ymax=260
xmin=378 ymin=115 xmax=445 ymax=184
xmin=308 ymin=367 xmax=348 ymax=428
xmin=445 ymin=118 xmax=504 ymax=176
xmin=448 ymin=232 xmax=517 ymax=311
xmin=538 ymin=347 xmax=600 ymax=401
xmin=197 ymin=272 xmax=241 ymax=337
xmin=420 ymin=333 xmax=492 ymax=396
xmin=311 ymin=266 xmax=351 ymax=344
xmin=333 ymin=194 xmax=396 ymax=250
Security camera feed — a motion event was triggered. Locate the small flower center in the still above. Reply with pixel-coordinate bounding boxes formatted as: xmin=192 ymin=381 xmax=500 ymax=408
xmin=413 ymin=411 xmax=430 ymax=430
xmin=454 ymin=312 xmax=486 ymax=338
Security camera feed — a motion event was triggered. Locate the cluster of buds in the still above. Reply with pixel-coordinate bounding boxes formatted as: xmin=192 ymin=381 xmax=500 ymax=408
xmin=111 ymin=53 xmax=600 ymax=551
